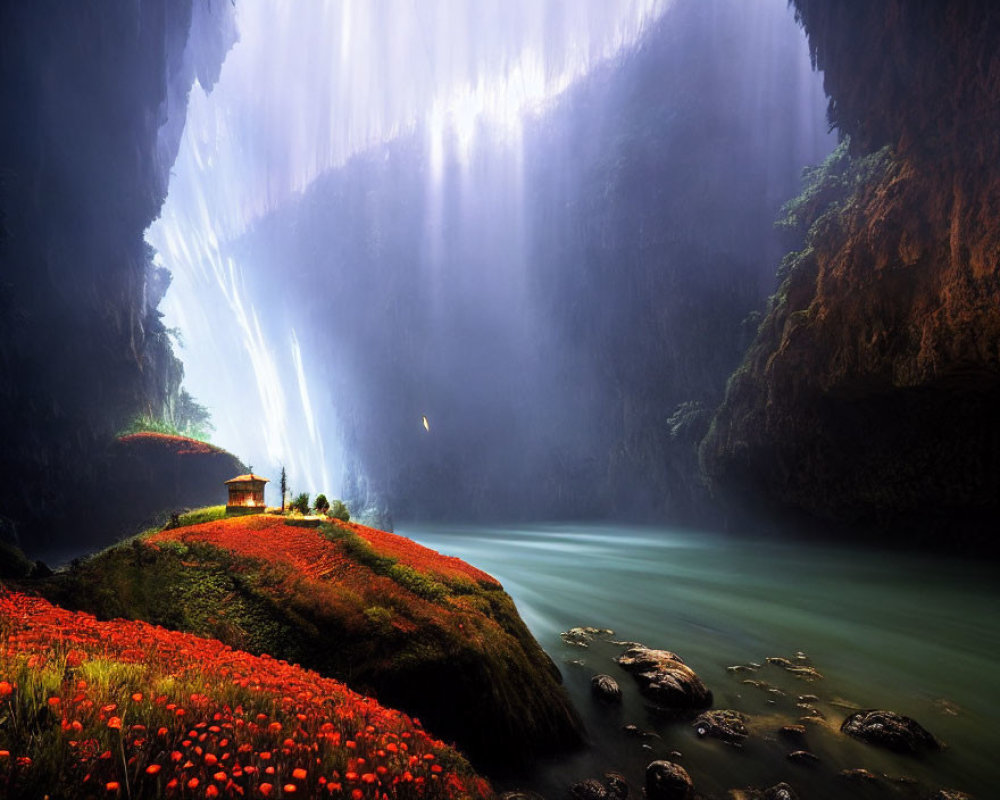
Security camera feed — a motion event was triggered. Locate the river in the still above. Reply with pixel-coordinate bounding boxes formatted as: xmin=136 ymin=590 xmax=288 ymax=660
xmin=398 ymin=522 xmax=999 ymax=799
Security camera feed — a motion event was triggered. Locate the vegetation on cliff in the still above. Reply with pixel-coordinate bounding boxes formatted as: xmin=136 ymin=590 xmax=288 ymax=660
xmin=0 ymin=1 xmax=236 ymax=550
xmin=702 ymin=1 xmax=1000 ymax=546
xmin=39 ymin=515 xmax=583 ymax=771
xmin=0 ymin=590 xmax=491 ymax=799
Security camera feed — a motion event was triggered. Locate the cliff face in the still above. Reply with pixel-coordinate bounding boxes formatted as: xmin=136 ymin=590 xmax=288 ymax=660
xmin=0 ymin=2 xmax=235 ymax=550
xmin=236 ymin=0 xmax=828 ymax=526
xmin=701 ymin=1 xmax=1000 ymax=545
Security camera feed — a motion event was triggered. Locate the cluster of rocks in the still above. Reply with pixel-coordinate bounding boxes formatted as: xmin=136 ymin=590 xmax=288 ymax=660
xmin=550 ymin=629 xmax=971 ymax=800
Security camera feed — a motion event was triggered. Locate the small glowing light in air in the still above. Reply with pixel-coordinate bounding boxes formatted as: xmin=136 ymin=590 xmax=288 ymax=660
xmin=422 ymin=415 xmax=430 ymax=432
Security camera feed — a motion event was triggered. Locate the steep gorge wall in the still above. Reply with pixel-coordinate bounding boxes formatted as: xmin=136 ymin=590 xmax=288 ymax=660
xmin=0 ymin=1 xmax=235 ymax=550
xmin=702 ymin=1 xmax=1000 ymax=546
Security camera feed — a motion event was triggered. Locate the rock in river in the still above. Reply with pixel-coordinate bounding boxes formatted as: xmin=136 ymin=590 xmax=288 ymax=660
xmin=729 ymin=783 xmax=799 ymax=800
xmin=592 ymin=674 xmax=623 ymax=703
xmin=840 ymin=709 xmax=940 ymax=754
xmin=692 ymin=709 xmax=749 ymax=745
xmin=645 ymin=760 xmax=693 ymax=800
xmin=616 ymin=646 xmax=712 ymax=710
xmin=569 ymin=773 xmax=629 ymax=800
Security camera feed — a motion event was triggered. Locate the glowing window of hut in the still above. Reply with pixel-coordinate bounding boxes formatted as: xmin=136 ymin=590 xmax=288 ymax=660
xmin=225 ymin=473 xmax=269 ymax=515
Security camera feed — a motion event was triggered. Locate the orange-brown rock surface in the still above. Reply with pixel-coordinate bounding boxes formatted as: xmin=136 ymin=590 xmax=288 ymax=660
xmin=701 ymin=1 xmax=1000 ymax=546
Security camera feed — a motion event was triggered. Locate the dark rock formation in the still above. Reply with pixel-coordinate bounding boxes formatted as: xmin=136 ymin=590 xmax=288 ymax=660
xmin=0 ymin=1 xmax=236 ymax=553
xmin=86 ymin=433 xmax=245 ymax=547
xmin=602 ymin=773 xmax=629 ymax=800
xmin=616 ymin=646 xmax=712 ymax=711
xmin=778 ymin=725 xmax=807 ymax=742
xmin=570 ymin=774 xmax=629 ymax=800
xmin=692 ymin=709 xmax=749 ymax=745
xmin=645 ymin=760 xmax=693 ymax=800
xmin=841 ymin=709 xmax=940 ymax=755
xmin=570 ymin=779 xmax=609 ymax=800
xmin=786 ymin=750 xmax=819 ymax=766
xmin=591 ymin=674 xmax=623 ymax=704
xmin=701 ymin=1 xmax=1000 ymax=549
xmin=730 ymin=784 xmax=799 ymax=800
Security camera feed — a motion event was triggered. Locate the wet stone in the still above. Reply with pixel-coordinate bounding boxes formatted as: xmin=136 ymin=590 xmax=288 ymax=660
xmin=616 ymin=646 xmax=712 ymax=710
xmin=764 ymin=783 xmax=798 ymax=800
xmin=726 ymin=783 xmax=799 ymax=800
xmin=693 ymin=709 xmax=750 ymax=746
xmin=569 ymin=779 xmax=608 ymax=800
xmin=786 ymin=750 xmax=819 ymax=766
xmin=645 ymin=760 xmax=693 ymax=800
xmin=840 ymin=709 xmax=941 ymax=754
xmin=786 ymin=666 xmax=823 ymax=681
xmin=837 ymin=768 xmax=880 ymax=783
xmin=603 ymin=773 xmax=628 ymax=800
xmin=778 ymin=725 xmax=806 ymax=741
xmin=592 ymin=674 xmax=623 ymax=704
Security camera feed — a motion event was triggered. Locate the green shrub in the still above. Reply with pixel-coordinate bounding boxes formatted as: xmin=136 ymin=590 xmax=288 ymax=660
xmin=289 ymin=493 xmax=310 ymax=515
xmin=328 ymin=499 xmax=350 ymax=521
xmin=314 ymin=494 xmax=330 ymax=514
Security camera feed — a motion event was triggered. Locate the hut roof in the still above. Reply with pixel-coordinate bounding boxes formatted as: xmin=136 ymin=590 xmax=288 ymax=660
xmin=225 ymin=473 xmax=270 ymax=484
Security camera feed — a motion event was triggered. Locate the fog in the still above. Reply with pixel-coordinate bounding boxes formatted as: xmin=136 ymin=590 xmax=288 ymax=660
xmin=148 ymin=0 xmax=832 ymax=521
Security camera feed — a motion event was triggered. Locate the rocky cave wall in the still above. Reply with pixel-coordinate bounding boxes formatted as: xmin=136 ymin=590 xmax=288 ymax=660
xmin=701 ymin=0 xmax=1000 ymax=547
xmin=0 ymin=1 xmax=235 ymax=550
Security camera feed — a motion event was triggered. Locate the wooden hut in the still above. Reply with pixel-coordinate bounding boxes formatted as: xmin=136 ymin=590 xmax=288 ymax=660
xmin=225 ymin=473 xmax=269 ymax=514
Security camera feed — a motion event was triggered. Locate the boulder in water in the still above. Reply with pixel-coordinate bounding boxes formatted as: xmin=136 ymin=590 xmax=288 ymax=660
xmin=592 ymin=674 xmax=623 ymax=703
xmin=730 ymin=784 xmax=800 ymax=800
xmin=692 ymin=709 xmax=749 ymax=745
xmin=645 ymin=760 xmax=693 ymax=800
xmin=569 ymin=772 xmax=629 ymax=800
xmin=840 ymin=709 xmax=940 ymax=754
xmin=616 ymin=646 xmax=712 ymax=710
xmin=570 ymin=779 xmax=609 ymax=800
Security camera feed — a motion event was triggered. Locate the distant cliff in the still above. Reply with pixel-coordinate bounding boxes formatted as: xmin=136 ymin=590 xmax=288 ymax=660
xmin=701 ymin=1 xmax=1000 ymax=547
xmin=0 ymin=2 xmax=236 ymax=549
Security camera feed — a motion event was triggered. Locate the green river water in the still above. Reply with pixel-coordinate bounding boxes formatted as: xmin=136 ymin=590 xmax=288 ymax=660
xmin=399 ymin=523 xmax=999 ymax=799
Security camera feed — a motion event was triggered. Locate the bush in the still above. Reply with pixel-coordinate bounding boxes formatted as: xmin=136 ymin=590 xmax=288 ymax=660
xmin=328 ymin=499 xmax=350 ymax=521
xmin=289 ymin=493 xmax=310 ymax=515
xmin=314 ymin=493 xmax=330 ymax=514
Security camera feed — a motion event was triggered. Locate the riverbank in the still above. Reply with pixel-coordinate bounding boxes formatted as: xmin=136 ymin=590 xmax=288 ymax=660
xmin=401 ymin=523 xmax=997 ymax=799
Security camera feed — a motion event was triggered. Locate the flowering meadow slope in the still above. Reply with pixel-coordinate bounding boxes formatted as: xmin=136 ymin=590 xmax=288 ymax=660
xmin=0 ymin=590 xmax=491 ymax=799
xmin=40 ymin=516 xmax=582 ymax=771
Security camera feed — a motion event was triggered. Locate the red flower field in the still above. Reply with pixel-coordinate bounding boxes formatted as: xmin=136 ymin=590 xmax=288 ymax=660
xmin=0 ymin=590 xmax=493 ymax=799
xmin=147 ymin=517 xmax=498 ymax=589
xmin=117 ymin=432 xmax=228 ymax=458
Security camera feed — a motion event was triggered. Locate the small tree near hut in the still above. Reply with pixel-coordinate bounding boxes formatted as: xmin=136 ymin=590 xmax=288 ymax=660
xmin=279 ymin=466 xmax=288 ymax=513
xmin=289 ymin=492 xmax=310 ymax=515
xmin=328 ymin=499 xmax=350 ymax=522
xmin=314 ymin=493 xmax=330 ymax=514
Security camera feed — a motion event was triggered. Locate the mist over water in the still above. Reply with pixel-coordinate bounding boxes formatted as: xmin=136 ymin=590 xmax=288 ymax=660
xmin=148 ymin=0 xmax=672 ymax=500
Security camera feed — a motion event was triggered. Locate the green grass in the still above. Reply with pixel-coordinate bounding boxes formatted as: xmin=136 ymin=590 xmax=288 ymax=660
xmin=119 ymin=413 xmax=213 ymax=443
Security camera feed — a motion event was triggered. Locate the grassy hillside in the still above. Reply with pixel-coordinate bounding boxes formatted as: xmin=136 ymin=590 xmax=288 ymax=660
xmin=40 ymin=515 xmax=583 ymax=771
xmin=0 ymin=590 xmax=490 ymax=799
